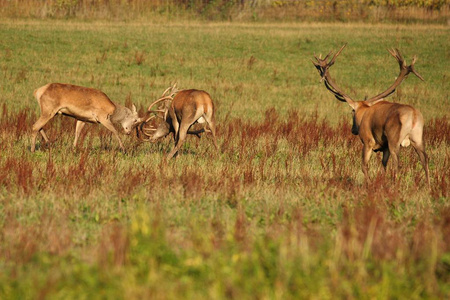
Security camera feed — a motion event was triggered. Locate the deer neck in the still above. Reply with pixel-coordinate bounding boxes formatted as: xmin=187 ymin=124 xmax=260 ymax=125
xmin=353 ymin=103 xmax=370 ymax=129
xmin=110 ymin=104 xmax=130 ymax=124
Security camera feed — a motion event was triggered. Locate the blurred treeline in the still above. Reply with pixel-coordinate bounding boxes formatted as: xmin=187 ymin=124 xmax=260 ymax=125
xmin=0 ymin=0 xmax=448 ymax=22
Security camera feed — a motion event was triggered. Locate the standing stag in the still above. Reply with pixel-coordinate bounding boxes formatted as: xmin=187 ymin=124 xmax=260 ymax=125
xmin=31 ymin=83 xmax=141 ymax=152
xmin=313 ymin=45 xmax=429 ymax=185
xmin=138 ymin=84 xmax=218 ymax=160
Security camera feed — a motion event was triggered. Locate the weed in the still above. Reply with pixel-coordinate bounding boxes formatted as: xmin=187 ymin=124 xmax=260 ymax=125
xmin=134 ymin=51 xmax=145 ymax=66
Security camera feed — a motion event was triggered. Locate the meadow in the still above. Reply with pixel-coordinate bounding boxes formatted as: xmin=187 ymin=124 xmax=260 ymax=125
xmin=0 ymin=19 xmax=449 ymax=298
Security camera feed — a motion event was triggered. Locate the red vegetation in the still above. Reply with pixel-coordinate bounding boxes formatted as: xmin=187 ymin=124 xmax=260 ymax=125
xmin=0 ymin=107 xmax=448 ymax=281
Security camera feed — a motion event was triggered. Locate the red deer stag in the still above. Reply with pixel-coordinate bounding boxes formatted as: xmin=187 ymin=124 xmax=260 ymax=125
xmin=31 ymin=83 xmax=141 ymax=152
xmin=138 ymin=84 xmax=218 ymax=160
xmin=313 ymin=45 xmax=429 ymax=185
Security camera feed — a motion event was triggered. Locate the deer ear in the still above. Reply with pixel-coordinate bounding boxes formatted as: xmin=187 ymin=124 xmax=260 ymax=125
xmin=131 ymin=104 xmax=137 ymax=114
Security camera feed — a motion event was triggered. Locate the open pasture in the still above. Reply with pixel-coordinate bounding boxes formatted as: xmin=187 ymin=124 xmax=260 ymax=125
xmin=0 ymin=20 xmax=449 ymax=298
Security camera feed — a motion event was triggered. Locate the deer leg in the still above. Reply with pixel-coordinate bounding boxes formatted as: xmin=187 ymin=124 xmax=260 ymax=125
xmin=73 ymin=120 xmax=86 ymax=148
xmin=31 ymin=114 xmax=54 ymax=152
xmin=99 ymin=118 xmax=125 ymax=152
xmin=410 ymin=125 xmax=430 ymax=187
xmin=411 ymin=140 xmax=430 ymax=187
xmin=387 ymin=144 xmax=400 ymax=181
xmin=171 ymin=118 xmax=180 ymax=144
xmin=361 ymin=144 xmax=373 ymax=181
xmin=385 ymin=120 xmax=404 ymax=181
xmin=205 ymin=116 xmax=219 ymax=151
xmin=166 ymin=121 xmax=191 ymax=160
xmin=382 ymin=148 xmax=390 ymax=172
xmin=40 ymin=129 xmax=50 ymax=143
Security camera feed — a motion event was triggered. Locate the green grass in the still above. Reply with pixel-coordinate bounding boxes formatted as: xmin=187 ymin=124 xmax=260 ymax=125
xmin=0 ymin=20 xmax=449 ymax=299
xmin=1 ymin=21 xmax=448 ymax=119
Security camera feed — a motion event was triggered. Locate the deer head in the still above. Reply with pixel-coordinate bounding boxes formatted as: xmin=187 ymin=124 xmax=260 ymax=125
xmin=136 ymin=83 xmax=178 ymax=142
xmin=112 ymin=104 xmax=140 ymax=135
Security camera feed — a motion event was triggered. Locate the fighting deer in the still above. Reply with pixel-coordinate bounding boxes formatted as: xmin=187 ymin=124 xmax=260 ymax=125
xmin=138 ymin=84 xmax=218 ymax=160
xmin=31 ymin=83 xmax=141 ymax=152
xmin=313 ymin=45 xmax=429 ymax=185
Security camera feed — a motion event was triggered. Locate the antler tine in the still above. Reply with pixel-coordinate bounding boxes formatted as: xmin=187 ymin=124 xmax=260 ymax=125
xmin=139 ymin=121 xmax=157 ymax=138
xmin=142 ymin=122 xmax=156 ymax=130
xmin=146 ymin=96 xmax=173 ymax=112
xmin=313 ymin=50 xmax=333 ymax=64
xmin=329 ymin=44 xmax=347 ymax=65
xmin=170 ymin=83 xmax=179 ymax=97
xmin=388 ymin=48 xmax=406 ymax=68
xmin=143 ymin=114 xmax=156 ymax=123
xmin=142 ymin=127 xmax=157 ymax=133
xmin=387 ymin=48 xmax=397 ymax=58
xmin=312 ymin=53 xmax=324 ymax=67
xmin=412 ymin=70 xmax=425 ymax=82
xmin=366 ymin=48 xmax=424 ymax=102
xmin=160 ymin=83 xmax=178 ymax=98
xmin=395 ymin=48 xmax=405 ymax=63
xmin=410 ymin=55 xmax=425 ymax=81
xmin=323 ymin=50 xmax=333 ymax=62
xmin=136 ymin=118 xmax=155 ymax=140
xmin=312 ymin=44 xmax=347 ymax=74
xmin=161 ymin=82 xmax=176 ymax=95
xmin=161 ymin=86 xmax=172 ymax=97
xmin=141 ymin=129 xmax=155 ymax=138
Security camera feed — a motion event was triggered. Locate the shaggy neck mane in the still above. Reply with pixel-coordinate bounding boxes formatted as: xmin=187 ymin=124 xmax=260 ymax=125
xmin=110 ymin=104 xmax=128 ymax=124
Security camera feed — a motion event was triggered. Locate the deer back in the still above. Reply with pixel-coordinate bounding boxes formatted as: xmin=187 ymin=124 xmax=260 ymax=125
xmin=35 ymin=83 xmax=116 ymax=121
xmin=357 ymin=101 xmax=421 ymax=145
xmin=171 ymin=89 xmax=214 ymax=120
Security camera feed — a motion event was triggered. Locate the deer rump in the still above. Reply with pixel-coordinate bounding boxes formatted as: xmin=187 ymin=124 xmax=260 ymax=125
xmin=139 ymin=88 xmax=218 ymax=160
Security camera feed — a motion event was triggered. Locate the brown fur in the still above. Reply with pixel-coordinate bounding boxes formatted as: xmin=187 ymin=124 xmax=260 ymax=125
xmin=352 ymin=100 xmax=429 ymax=185
xmin=165 ymin=89 xmax=218 ymax=160
xmin=145 ymin=89 xmax=218 ymax=160
xmin=31 ymin=83 xmax=140 ymax=152
xmin=313 ymin=46 xmax=430 ymax=186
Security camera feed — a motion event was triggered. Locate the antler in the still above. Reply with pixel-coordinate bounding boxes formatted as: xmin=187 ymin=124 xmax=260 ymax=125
xmin=145 ymin=82 xmax=178 ymax=119
xmin=365 ymin=48 xmax=424 ymax=103
xmin=136 ymin=83 xmax=179 ymax=140
xmin=144 ymin=96 xmax=172 ymax=121
xmin=312 ymin=44 xmax=355 ymax=104
xmin=160 ymin=82 xmax=178 ymax=98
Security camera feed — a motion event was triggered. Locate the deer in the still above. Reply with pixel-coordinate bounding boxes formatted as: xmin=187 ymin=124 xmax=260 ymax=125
xmin=313 ymin=44 xmax=430 ymax=186
xmin=31 ymin=83 xmax=141 ymax=152
xmin=137 ymin=84 xmax=218 ymax=160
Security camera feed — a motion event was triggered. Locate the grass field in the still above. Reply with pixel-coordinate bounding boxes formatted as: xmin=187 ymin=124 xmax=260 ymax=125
xmin=0 ymin=20 xmax=449 ymax=299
